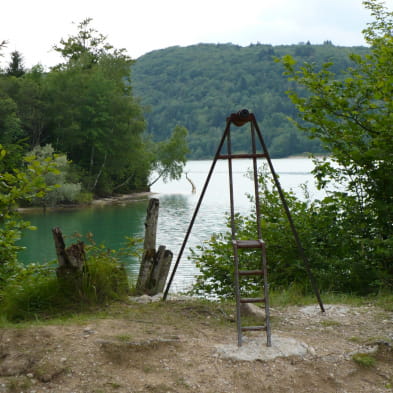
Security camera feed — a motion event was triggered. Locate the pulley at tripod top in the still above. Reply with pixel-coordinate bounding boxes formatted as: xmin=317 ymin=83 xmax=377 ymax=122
xmin=228 ymin=109 xmax=252 ymax=127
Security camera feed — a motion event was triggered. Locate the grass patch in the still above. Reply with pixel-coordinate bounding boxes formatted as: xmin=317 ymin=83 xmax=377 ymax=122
xmin=320 ymin=319 xmax=341 ymax=327
xmin=5 ymin=376 xmax=32 ymax=393
xmin=115 ymin=334 xmax=133 ymax=342
xmin=373 ymin=292 xmax=393 ymax=311
xmin=349 ymin=336 xmax=367 ymax=344
xmin=269 ymin=286 xmax=393 ymax=309
xmin=269 ymin=285 xmax=317 ymax=307
xmin=352 ymin=352 xmax=376 ymax=367
xmin=0 ymin=254 xmax=130 ymax=322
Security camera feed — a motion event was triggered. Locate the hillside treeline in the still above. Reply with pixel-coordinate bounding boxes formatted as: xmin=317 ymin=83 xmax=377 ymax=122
xmin=133 ymin=42 xmax=370 ymax=159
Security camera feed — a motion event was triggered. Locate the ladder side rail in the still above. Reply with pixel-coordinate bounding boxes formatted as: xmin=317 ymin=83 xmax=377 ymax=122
xmin=250 ymin=121 xmax=263 ymax=240
xmin=262 ymin=245 xmax=272 ymax=346
xmin=251 ymin=121 xmax=272 ymax=347
xmin=250 ymin=114 xmax=325 ymax=313
xmin=163 ymin=122 xmax=231 ymax=300
xmin=226 ymin=122 xmax=243 ymax=346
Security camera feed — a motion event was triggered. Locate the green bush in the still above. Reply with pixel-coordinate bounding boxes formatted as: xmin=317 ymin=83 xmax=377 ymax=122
xmin=190 ymin=167 xmax=392 ymax=299
xmin=0 ymin=248 xmax=130 ymax=322
xmin=352 ymin=353 xmax=376 ymax=368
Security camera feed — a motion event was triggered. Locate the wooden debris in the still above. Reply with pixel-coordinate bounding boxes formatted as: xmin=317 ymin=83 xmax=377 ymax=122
xmin=136 ymin=198 xmax=173 ymax=295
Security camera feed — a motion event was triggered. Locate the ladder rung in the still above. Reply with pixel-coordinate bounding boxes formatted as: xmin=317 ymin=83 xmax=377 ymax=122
xmin=217 ymin=153 xmax=267 ymax=159
xmin=241 ymin=326 xmax=266 ymax=332
xmin=239 ymin=270 xmax=264 ymax=276
xmin=240 ymin=297 xmax=265 ymax=303
xmin=233 ymin=240 xmax=264 ymax=249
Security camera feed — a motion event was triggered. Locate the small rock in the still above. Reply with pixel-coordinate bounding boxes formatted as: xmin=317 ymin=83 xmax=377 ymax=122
xmin=83 ymin=327 xmax=96 ymax=335
xmin=240 ymin=303 xmax=265 ymax=319
xmin=216 ymin=334 xmax=309 ymax=361
xmin=308 ymin=346 xmax=317 ymax=356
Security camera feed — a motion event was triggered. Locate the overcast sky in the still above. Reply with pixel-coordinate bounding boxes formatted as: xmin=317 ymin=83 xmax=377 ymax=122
xmin=1 ymin=0 xmax=393 ymax=68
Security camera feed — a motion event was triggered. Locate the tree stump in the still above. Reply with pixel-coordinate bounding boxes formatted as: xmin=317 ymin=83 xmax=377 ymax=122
xmin=52 ymin=227 xmax=86 ymax=284
xmin=136 ymin=198 xmax=173 ymax=295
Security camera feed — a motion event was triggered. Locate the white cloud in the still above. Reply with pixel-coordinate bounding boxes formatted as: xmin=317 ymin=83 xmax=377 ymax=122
xmin=1 ymin=0 xmax=393 ymax=68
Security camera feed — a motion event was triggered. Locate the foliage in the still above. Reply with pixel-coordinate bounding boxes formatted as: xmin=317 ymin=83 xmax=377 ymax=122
xmin=25 ymin=144 xmax=82 ymax=207
xmin=281 ymin=0 xmax=393 ymax=290
xmin=0 ymin=19 xmax=189 ymax=198
xmin=191 ymin=166 xmax=391 ymax=299
xmin=148 ymin=125 xmax=189 ymax=187
xmin=191 ymin=0 xmax=393 ymax=299
xmin=132 ymin=43 xmax=370 ymax=159
xmin=6 ymin=51 xmax=25 ymax=77
xmin=0 ymin=145 xmax=57 ymax=282
xmin=0 ymin=238 xmax=134 ymax=321
xmin=53 ymin=18 xmax=130 ymax=68
xmin=45 ymin=20 xmax=148 ymax=195
xmin=352 ymin=353 xmax=376 ymax=367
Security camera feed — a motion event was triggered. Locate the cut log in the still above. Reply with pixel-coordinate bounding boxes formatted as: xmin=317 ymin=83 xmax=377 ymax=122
xmin=136 ymin=198 xmax=173 ymax=296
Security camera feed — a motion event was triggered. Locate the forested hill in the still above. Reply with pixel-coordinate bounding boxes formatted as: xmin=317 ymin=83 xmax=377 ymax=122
xmin=132 ymin=43 xmax=369 ymax=159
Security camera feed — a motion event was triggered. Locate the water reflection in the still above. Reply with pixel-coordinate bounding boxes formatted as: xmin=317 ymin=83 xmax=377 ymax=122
xmin=19 ymin=158 xmax=323 ymax=293
xmin=19 ymin=200 xmax=149 ymax=266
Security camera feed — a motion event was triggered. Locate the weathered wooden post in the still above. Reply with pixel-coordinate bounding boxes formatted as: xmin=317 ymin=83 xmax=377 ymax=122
xmin=136 ymin=198 xmax=173 ymax=295
xmin=52 ymin=227 xmax=86 ymax=279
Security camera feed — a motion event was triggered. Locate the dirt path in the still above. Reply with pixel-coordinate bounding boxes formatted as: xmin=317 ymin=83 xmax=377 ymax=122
xmin=0 ymin=299 xmax=392 ymax=393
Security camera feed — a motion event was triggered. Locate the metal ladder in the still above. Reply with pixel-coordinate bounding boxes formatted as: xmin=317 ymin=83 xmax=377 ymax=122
xmin=224 ymin=110 xmax=271 ymax=346
xmin=163 ymin=110 xmax=325 ymax=346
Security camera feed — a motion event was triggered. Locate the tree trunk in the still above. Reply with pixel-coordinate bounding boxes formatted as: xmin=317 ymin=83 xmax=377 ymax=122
xmin=136 ymin=198 xmax=173 ymax=295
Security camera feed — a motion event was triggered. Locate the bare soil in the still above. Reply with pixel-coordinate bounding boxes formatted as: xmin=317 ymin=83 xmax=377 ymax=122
xmin=0 ymin=299 xmax=392 ymax=393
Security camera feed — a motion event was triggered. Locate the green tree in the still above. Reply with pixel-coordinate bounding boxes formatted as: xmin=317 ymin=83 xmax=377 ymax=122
xmin=6 ymin=51 xmax=25 ymax=77
xmin=279 ymin=0 xmax=393 ymax=289
xmin=148 ymin=125 xmax=189 ymax=187
xmin=46 ymin=19 xmax=147 ymax=195
xmin=0 ymin=83 xmax=25 ymax=171
xmin=0 ymin=145 xmax=57 ymax=283
xmin=0 ymin=40 xmax=7 ymax=70
xmin=2 ymin=65 xmax=50 ymax=147
xmin=0 ymin=94 xmax=23 ymax=146
xmin=53 ymin=17 xmax=129 ymax=68
xmin=27 ymin=144 xmax=82 ymax=207
xmin=191 ymin=0 xmax=393 ymax=297
xmin=132 ymin=42 xmax=369 ymax=159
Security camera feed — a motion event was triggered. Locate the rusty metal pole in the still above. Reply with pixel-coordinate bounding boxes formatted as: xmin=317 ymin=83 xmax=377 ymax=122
xmin=250 ymin=113 xmax=325 ymax=313
xmin=163 ymin=121 xmax=232 ymax=300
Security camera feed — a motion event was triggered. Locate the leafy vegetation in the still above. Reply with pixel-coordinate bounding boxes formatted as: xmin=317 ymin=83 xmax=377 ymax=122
xmin=0 ymin=18 xmax=185 ymax=321
xmin=25 ymin=144 xmax=82 ymax=207
xmin=191 ymin=0 xmax=393 ymax=298
xmin=132 ymin=41 xmax=369 ymax=159
xmin=0 ymin=141 xmax=140 ymax=321
xmin=0 ymin=231 xmax=136 ymax=321
xmin=0 ymin=19 xmax=188 ymax=199
xmin=0 ymin=144 xmax=57 ymax=280
xmin=352 ymin=353 xmax=377 ymax=367
xmin=1 ymin=2 xmax=392 ymax=322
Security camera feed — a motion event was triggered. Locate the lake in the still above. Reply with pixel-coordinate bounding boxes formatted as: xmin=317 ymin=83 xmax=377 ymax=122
xmin=18 ymin=157 xmax=325 ymax=293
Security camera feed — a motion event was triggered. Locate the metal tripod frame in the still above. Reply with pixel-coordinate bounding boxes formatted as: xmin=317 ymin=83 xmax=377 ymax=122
xmin=163 ymin=110 xmax=325 ymax=315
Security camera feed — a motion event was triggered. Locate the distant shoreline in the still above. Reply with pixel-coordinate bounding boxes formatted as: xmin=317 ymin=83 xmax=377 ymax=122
xmin=17 ymin=192 xmax=153 ymax=214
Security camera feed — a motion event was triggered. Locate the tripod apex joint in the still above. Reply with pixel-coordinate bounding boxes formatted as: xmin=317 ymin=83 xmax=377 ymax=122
xmin=228 ymin=109 xmax=253 ymax=127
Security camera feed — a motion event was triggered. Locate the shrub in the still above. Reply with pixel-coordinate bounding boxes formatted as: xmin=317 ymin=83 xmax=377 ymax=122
xmin=190 ymin=166 xmax=392 ymax=299
xmin=0 ymin=244 xmax=131 ymax=321
xmin=352 ymin=353 xmax=376 ymax=368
